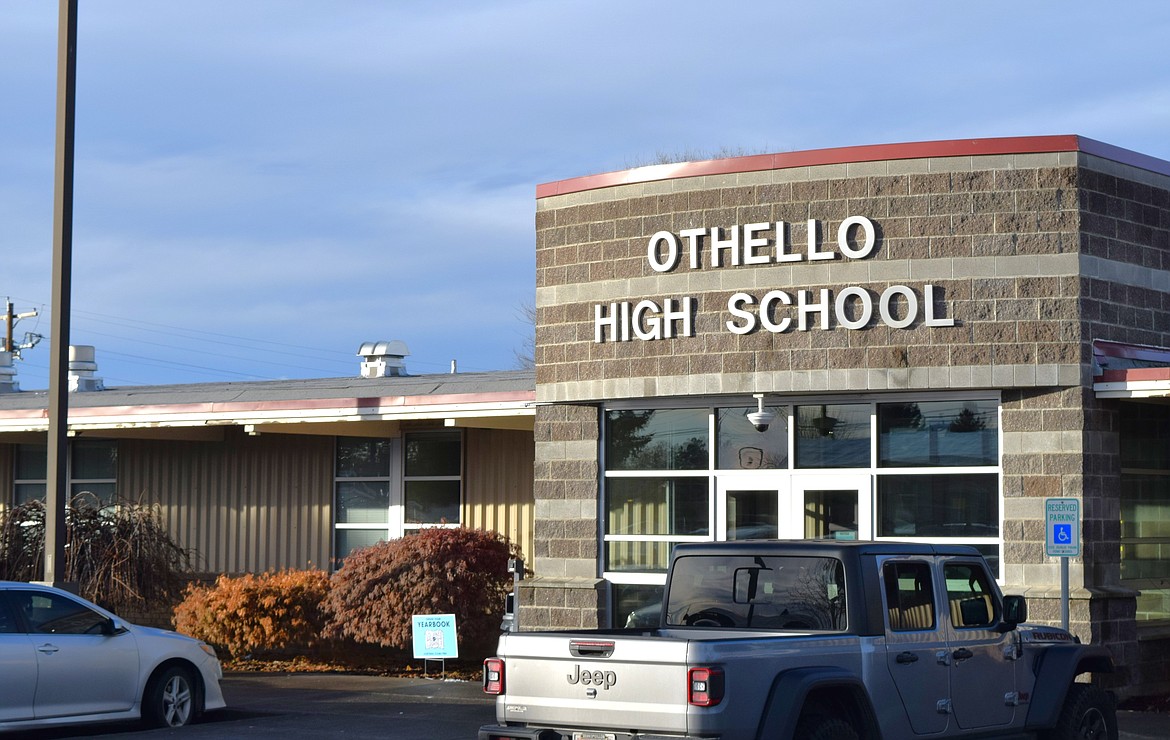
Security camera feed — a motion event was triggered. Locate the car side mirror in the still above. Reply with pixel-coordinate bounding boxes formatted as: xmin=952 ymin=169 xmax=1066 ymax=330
xmin=999 ymin=595 xmax=1027 ymax=632
xmin=101 ymin=617 xmax=127 ymax=636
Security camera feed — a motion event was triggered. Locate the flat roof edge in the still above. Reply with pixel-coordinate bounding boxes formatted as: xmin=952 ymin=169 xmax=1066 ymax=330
xmin=537 ymin=135 xmax=1170 ymax=199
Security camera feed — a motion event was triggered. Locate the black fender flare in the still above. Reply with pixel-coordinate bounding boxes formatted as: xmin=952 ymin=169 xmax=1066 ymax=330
xmin=755 ymin=665 xmax=880 ymax=740
xmin=1024 ymin=644 xmax=1115 ymax=728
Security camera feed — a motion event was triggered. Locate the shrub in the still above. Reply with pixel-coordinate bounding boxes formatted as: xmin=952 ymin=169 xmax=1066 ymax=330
xmin=323 ymin=527 xmax=520 ymax=657
xmin=173 ymin=568 xmax=331 ymax=659
xmin=0 ymin=497 xmax=192 ymax=614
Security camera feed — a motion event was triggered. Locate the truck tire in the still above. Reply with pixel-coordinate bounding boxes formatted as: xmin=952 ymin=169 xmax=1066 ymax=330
xmin=1044 ymin=684 xmax=1117 ymax=740
xmin=793 ymin=715 xmax=858 ymax=740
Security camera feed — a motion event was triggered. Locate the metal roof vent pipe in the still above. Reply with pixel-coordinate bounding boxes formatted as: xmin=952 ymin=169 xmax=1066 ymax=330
xmin=68 ymin=345 xmax=104 ymax=392
xmin=0 ymin=351 xmax=18 ymax=393
xmin=357 ymin=340 xmax=410 ymax=378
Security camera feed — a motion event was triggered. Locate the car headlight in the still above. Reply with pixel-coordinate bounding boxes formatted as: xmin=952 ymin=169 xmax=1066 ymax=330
xmin=199 ymin=642 xmax=218 ymax=660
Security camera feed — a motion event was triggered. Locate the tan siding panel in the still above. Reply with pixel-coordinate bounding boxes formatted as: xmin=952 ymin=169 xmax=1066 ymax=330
xmin=118 ymin=430 xmax=332 ymax=574
xmin=463 ymin=429 xmax=534 ymax=562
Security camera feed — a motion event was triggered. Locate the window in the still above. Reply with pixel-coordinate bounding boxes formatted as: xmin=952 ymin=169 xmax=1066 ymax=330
xmin=794 ymin=404 xmax=870 ymax=468
xmin=404 ymin=431 xmax=461 ymax=528
xmin=8 ymin=590 xmax=109 ymax=635
xmin=943 ymin=561 xmax=996 ymax=629
xmin=333 ymin=437 xmax=392 ymax=565
xmin=601 ymin=395 xmax=1003 ymax=626
xmin=606 ymin=409 xmax=708 ymax=471
xmin=332 ymin=432 xmax=464 ymax=567
xmin=665 ymin=555 xmax=846 ymax=631
xmin=12 ymin=440 xmax=118 ymax=506
xmin=14 ymin=444 xmax=46 ymax=505
xmin=879 ymin=400 xmax=998 ymax=467
xmin=1119 ymin=401 xmax=1170 ymax=622
xmin=883 ymin=560 xmax=935 ymax=632
xmin=716 ymin=405 xmax=786 ymax=469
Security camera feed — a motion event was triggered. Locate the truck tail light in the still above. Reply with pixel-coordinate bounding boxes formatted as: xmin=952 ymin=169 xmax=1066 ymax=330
xmin=688 ymin=666 xmax=724 ymax=706
xmin=483 ymin=658 xmax=505 ymax=694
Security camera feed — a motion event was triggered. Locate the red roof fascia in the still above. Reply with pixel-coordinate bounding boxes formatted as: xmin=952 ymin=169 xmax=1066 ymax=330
xmin=1093 ymin=340 xmax=1170 ymax=365
xmin=0 ymin=390 xmax=536 ymax=421
xmin=536 ymin=135 xmax=1170 ymax=199
xmin=1096 ymin=368 xmax=1170 ymax=383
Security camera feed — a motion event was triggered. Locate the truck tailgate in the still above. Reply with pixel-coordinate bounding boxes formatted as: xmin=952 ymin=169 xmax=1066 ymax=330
xmin=496 ymin=632 xmax=694 ymax=734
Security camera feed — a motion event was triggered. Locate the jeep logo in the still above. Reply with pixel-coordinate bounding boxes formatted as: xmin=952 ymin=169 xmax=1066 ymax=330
xmin=567 ymin=664 xmax=617 ymax=690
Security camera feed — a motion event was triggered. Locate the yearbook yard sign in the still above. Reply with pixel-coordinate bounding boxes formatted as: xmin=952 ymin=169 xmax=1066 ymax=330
xmin=412 ymin=614 xmax=458 ymax=659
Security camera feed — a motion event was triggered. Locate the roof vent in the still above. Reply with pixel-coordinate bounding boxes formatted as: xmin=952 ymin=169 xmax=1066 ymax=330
xmin=0 ymin=351 xmax=18 ymax=393
xmin=68 ymin=345 xmax=104 ymax=392
xmin=357 ymin=340 xmax=410 ymax=378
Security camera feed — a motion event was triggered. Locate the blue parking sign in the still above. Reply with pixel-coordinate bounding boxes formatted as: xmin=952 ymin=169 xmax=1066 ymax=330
xmin=1045 ymin=498 xmax=1080 ymax=557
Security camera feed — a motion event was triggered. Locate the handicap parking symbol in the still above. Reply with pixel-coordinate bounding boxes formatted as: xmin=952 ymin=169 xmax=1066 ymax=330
xmin=1053 ymin=523 xmax=1072 ymax=544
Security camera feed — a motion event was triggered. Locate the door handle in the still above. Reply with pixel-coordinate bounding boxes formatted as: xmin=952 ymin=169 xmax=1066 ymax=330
xmin=952 ymin=647 xmax=973 ymax=661
xmin=895 ymin=651 xmax=919 ymax=664
xmin=36 ymin=644 xmax=60 ymax=655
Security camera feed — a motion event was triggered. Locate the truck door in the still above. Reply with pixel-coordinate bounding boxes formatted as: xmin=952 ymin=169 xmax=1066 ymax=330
xmin=941 ymin=559 xmax=1018 ymax=730
xmin=881 ymin=559 xmax=951 ymax=735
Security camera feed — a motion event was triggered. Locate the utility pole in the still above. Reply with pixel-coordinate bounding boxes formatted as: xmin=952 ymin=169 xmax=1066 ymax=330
xmin=2 ymin=299 xmax=42 ymax=357
xmin=45 ymin=0 xmax=78 ymax=587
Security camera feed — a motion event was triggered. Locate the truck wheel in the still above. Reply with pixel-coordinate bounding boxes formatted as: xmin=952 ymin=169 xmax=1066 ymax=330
xmin=1045 ymin=684 xmax=1117 ymax=740
xmin=793 ymin=715 xmax=858 ymax=740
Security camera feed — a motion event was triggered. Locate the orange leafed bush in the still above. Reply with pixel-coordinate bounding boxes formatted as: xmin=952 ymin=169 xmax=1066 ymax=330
xmin=173 ymin=568 xmax=330 ymax=659
xmin=323 ymin=527 xmax=520 ymax=656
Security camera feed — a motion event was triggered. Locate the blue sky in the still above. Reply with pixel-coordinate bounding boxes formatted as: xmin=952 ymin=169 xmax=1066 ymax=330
xmin=2 ymin=1 xmax=1169 ymax=388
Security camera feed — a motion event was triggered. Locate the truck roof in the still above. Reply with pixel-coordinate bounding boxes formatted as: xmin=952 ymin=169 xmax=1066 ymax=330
xmin=669 ymin=539 xmax=983 ymax=560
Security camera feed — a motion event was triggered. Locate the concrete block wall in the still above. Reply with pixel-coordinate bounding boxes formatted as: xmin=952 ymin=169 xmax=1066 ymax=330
xmin=531 ymin=147 xmax=1169 ymax=690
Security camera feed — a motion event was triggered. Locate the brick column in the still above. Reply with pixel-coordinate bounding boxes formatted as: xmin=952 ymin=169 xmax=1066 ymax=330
xmin=521 ymin=403 xmax=605 ymax=630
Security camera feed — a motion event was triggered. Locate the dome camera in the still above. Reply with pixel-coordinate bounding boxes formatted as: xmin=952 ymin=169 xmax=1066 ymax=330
xmin=747 ymin=394 xmax=775 ymax=433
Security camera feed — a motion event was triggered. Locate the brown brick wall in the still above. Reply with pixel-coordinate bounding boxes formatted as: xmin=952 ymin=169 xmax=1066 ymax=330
xmin=530 ymin=150 xmax=1169 ymax=691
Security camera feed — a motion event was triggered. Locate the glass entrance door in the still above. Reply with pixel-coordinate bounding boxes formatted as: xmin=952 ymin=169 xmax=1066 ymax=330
xmin=791 ymin=474 xmax=872 ymax=541
xmin=716 ymin=475 xmax=785 ymax=541
xmin=716 ymin=473 xmax=872 ymax=541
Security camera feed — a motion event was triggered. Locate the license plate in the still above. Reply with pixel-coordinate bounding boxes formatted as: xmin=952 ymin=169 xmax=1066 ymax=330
xmin=573 ymin=733 xmax=615 ymax=740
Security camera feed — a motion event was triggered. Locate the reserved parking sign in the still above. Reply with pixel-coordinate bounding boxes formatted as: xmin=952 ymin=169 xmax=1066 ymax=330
xmin=1045 ymin=498 xmax=1081 ymax=557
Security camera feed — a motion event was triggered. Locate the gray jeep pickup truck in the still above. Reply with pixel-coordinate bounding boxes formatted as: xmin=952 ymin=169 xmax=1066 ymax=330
xmin=480 ymin=540 xmax=1116 ymax=740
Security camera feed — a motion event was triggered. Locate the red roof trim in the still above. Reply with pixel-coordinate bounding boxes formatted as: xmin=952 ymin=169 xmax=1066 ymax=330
xmin=1097 ymin=368 xmax=1170 ymax=383
xmin=0 ymin=390 xmax=536 ymax=421
xmin=536 ymin=135 xmax=1170 ymax=199
xmin=1093 ymin=340 xmax=1170 ymax=365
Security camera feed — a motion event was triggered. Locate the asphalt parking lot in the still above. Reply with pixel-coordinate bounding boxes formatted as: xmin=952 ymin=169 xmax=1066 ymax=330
xmin=9 ymin=672 xmax=1170 ymax=739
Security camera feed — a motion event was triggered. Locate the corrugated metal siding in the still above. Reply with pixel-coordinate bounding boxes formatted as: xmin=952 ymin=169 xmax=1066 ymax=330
xmin=118 ymin=429 xmax=333 ymax=574
xmin=463 ymin=428 xmax=534 ymax=561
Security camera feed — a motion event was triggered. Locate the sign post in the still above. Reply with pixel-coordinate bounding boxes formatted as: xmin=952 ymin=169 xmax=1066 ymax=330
xmin=1045 ymin=498 xmax=1081 ymax=631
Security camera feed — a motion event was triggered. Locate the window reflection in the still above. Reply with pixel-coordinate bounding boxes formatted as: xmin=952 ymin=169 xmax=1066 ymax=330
xmin=877 ymin=474 xmax=998 ymax=538
xmin=878 ymin=400 xmax=998 ymax=467
xmin=716 ymin=406 xmax=787 ymax=469
xmin=606 ymin=409 xmax=709 ymax=471
xmin=794 ymin=404 xmax=870 ymax=468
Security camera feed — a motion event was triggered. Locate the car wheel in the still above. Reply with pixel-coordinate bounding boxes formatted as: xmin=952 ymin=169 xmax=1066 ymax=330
xmin=144 ymin=665 xmax=198 ymax=728
xmin=793 ymin=714 xmax=859 ymax=740
xmin=1045 ymin=683 xmax=1118 ymax=740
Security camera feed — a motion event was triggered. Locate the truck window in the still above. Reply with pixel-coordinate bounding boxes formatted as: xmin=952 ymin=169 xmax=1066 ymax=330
xmin=883 ymin=561 xmax=936 ymax=631
xmin=665 ymin=555 xmax=846 ymax=631
xmin=943 ymin=561 xmax=996 ymax=628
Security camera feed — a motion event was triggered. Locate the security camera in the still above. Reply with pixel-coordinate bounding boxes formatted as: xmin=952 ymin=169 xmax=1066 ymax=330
xmin=747 ymin=409 xmax=775 ymax=432
xmin=747 ymin=394 xmax=776 ymax=433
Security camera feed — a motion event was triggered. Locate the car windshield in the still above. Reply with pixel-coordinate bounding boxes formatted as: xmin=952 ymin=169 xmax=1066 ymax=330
xmin=664 ymin=555 xmax=846 ymax=631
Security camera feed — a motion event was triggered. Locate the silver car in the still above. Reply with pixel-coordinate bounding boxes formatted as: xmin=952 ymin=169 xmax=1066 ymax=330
xmin=0 ymin=580 xmax=225 ymax=733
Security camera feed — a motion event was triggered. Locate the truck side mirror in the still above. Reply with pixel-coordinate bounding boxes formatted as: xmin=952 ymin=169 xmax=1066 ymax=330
xmin=999 ymin=594 xmax=1027 ymax=631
